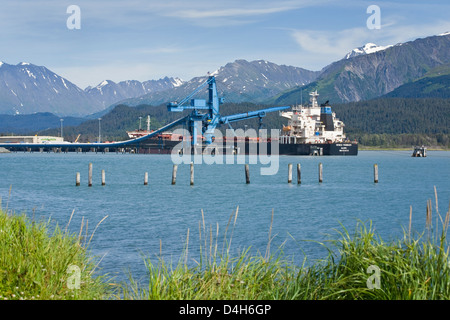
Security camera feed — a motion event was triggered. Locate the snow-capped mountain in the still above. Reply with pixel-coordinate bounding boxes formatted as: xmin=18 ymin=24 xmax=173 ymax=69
xmin=0 ymin=62 xmax=185 ymax=116
xmin=273 ymin=33 xmax=450 ymax=105
xmin=180 ymin=59 xmax=319 ymax=103
xmin=2 ymin=32 xmax=448 ymax=118
xmin=214 ymin=59 xmax=318 ymax=99
xmin=85 ymin=77 xmax=184 ymax=108
xmin=1 ymin=58 xmax=316 ymax=116
xmin=115 ymin=59 xmax=319 ymax=108
xmin=344 ymin=43 xmax=393 ymax=59
xmin=0 ymin=62 xmax=100 ymax=116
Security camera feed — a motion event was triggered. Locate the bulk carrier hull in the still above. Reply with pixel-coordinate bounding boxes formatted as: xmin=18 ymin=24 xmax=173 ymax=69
xmin=278 ymin=142 xmax=358 ymax=156
xmin=134 ymin=138 xmax=358 ymax=156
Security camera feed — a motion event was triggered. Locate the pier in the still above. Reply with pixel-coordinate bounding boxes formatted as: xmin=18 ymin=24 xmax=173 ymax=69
xmin=0 ymin=116 xmax=190 ymax=154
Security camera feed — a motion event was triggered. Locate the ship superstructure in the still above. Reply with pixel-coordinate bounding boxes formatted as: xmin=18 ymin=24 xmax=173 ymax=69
xmin=279 ymin=91 xmax=346 ymax=144
xmin=127 ymin=115 xmax=153 ymax=139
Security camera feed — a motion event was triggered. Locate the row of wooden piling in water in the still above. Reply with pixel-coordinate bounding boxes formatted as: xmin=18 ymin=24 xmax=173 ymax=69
xmin=246 ymin=163 xmax=379 ymax=184
xmin=76 ymin=162 xmax=380 ymax=187
xmin=259 ymin=163 xmax=322 ymax=185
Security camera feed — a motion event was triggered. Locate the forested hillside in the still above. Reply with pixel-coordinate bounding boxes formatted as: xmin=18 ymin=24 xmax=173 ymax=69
xmin=383 ymin=74 xmax=450 ymax=99
xmin=331 ymin=98 xmax=450 ymax=148
xmin=331 ymin=98 xmax=449 ymax=134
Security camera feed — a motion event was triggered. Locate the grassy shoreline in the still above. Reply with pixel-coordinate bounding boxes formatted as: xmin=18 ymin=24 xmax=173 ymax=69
xmin=119 ymin=199 xmax=450 ymax=300
xmin=0 ymin=207 xmax=113 ymax=300
xmin=1 ymin=192 xmax=449 ymax=300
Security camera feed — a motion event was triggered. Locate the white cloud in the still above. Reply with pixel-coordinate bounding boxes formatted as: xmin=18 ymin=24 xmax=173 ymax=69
xmin=160 ymin=0 xmax=328 ymax=26
xmin=170 ymin=6 xmax=298 ymax=19
xmin=2 ymin=0 xmax=449 ymax=88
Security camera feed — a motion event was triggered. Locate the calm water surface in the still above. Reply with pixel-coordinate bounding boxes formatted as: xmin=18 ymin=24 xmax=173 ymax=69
xmin=0 ymin=151 xmax=449 ymax=281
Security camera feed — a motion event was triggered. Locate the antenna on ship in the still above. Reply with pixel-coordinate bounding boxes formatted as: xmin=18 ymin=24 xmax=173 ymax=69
xmin=310 ymin=90 xmax=319 ymax=108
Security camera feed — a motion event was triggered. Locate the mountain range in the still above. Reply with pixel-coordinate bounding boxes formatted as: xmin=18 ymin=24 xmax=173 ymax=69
xmin=0 ymin=62 xmax=96 ymax=116
xmin=104 ymin=59 xmax=319 ymax=113
xmin=271 ymin=33 xmax=450 ymax=105
xmin=0 ymin=61 xmax=184 ymax=116
xmin=84 ymin=77 xmax=184 ymax=109
xmin=0 ymin=32 xmax=449 ymax=122
xmin=0 ymin=58 xmax=319 ymax=117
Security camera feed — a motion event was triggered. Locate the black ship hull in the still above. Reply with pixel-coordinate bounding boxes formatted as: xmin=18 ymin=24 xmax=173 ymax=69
xmin=0 ymin=137 xmax=358 ymax=156
xmin=136 ymin=139 xmax=358 ymax=156
xmin=278 ymin=142 xmax=358 ymax=156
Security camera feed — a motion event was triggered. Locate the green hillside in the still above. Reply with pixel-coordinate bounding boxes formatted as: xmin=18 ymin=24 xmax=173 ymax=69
xmin=384 ymin=72 xmax=450 ymax=99
xmin=332 ymin=98 xmax=450 ymax=134
xmin=332 ymin=98 xmax=450 ymax=148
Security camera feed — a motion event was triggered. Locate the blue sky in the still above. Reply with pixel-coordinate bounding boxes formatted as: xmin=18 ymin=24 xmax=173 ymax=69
xmin=1 ymin=0 xmax=449 ymax=88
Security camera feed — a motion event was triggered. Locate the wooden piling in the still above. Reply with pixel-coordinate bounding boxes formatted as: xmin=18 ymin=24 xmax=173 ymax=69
xmin=288 ymin=163 xmax=292 ymax=183
xmin=172 ymin=164 xmax=178 ymax=185
xmin=190 ymin=162 xmax=194 ymax=186
xmin=144 ymin=172 xmax=148 ymax=185
xmin=297 ymin=164 xmax=301 ymax=184
xmin=88 ymin=163 xmax=93 ymax=187
xmin=374 ymin=164 xmax=378 ymax=183
xmin=101 ymin=170 xmax=105 ymax=186
xmin=319 ymin=162 xmax=323 ymax=183
xmin=245 ymin=164 xmax=250 ymax=184
xmin=76 ymin=172 xmax=80 ymax=186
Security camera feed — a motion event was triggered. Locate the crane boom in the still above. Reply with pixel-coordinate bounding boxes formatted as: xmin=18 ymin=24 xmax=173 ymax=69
xmin=220 ymin=106 xmax=289 ymax=124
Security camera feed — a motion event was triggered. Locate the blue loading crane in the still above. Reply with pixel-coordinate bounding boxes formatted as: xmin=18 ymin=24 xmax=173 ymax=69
xmin=167 ymin=75 xmax=289 ymax=145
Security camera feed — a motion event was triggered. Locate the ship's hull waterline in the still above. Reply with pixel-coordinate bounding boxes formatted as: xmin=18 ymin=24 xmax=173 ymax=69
xmin=135 ymin=139 xmax=358 ymax=156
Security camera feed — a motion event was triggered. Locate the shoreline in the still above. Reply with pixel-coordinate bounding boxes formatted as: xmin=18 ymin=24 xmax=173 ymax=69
xmin=359 ymin=146 xmax=449 ymax=151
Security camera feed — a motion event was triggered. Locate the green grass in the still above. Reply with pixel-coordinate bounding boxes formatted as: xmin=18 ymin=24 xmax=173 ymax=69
xmin=117 ymin=208 xmax=294 ymax=300
xmin=118 ymin=191 xmax=450 ymax=300
xmin=1 ymin=190 xmax=449 ymax=300
xmin=0 ymin=202 xmax=113 ymax=300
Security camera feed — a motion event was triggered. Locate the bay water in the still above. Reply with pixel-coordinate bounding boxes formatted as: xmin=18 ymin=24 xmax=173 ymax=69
xmin=0 ymin=151 xmax=449 ymax=282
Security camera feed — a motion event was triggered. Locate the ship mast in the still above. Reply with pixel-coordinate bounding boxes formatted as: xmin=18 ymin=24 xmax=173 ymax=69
xmin=309 ymin=90 xmax=319 ymax=108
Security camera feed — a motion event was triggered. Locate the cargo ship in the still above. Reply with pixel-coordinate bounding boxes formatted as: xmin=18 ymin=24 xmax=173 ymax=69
xmin=127 ymin=90 xmax=357 ymax=156
xmin=277 ymin=90 xmax=358 ymax=155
